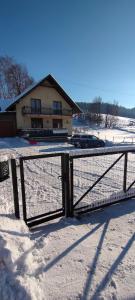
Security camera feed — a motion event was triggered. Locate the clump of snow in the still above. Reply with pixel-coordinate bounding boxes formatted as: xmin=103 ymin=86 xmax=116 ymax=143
xmin=0 ymin=217 xmax=41 ymax=300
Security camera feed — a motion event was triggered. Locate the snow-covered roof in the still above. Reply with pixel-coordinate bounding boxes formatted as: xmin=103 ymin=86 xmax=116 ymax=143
xmin=6 ymin=74 xmax=82 ymax=114
xmin=0 ymin=99 xmax=16 ymax=112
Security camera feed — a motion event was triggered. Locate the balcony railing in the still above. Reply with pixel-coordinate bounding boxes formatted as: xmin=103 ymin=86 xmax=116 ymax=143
xmin=22 ymin=106 xmax=72 ymax=116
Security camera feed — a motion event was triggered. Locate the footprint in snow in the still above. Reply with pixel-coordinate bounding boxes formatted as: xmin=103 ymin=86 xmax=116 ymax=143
xmin=110 ymin=279 xmax=117 ymax=289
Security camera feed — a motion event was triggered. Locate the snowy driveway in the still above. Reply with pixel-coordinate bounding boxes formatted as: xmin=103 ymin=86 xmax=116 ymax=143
xmin=0 ymin=137 xmax=135 ymax=299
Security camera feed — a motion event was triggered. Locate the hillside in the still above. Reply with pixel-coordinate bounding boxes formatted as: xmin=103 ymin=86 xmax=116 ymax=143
xmin=76 ymin=101 xmax=135 ymax=119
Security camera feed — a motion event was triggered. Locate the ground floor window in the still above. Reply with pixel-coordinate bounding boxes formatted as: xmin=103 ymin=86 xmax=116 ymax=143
xmin=53 ymin=119 xmax=63 ymax=128
xmin=31 ymin=118 xmax=43 ymax=128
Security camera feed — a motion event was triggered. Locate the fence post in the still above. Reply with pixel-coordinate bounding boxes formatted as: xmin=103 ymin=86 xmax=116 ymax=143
xmin=62 ymin=153 xmax=73 ymax=218
xmin=10 ymin=159 xmax=20 ymax=219
xmin=20 ymin=158 xmax=27 ymax=222
xmin=123 ymin=152 xmax=128 ymax=192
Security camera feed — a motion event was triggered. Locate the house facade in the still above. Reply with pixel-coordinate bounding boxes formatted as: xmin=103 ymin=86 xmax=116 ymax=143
xmin=3 ymin=74 xmax=81 ymax=137
xmin=15 ymin=79 xmax=73 ymax=134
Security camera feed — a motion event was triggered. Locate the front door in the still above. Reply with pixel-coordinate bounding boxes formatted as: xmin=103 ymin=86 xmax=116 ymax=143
xmin=53 ymin=119 xmax=63 ymax=129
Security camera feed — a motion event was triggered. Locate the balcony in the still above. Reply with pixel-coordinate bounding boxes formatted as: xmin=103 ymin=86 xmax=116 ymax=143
xmin=22 ymin=106 xmax=72 ymax=116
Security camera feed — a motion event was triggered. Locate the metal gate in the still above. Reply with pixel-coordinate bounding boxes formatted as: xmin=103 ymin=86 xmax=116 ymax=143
xmin=69 ymin=147 xmax=135 ymax=216
xmin=19 ymin=153 xmax=65 ymax=227
xmin=10 ymin=146 xmax=135 ymax=227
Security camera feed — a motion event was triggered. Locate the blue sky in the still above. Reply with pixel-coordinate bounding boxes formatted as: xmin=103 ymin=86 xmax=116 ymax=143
xmin=1 ymin=0 xmax=135 ymax=107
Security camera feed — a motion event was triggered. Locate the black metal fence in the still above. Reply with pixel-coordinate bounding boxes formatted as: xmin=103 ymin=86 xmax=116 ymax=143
xmin=69 ymin=148 xmax=135 ymax=216
xmin=4 ymin=146 xmax=135 ymax=227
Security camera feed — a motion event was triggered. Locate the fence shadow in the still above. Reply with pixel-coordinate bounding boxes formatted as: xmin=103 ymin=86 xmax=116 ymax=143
xmin=32 ymin=198 xmax=135 ymax=277
xmin=29 ymin=197 xmax=135 ymax=239
xmin=34 ymin=222 xmax=103 ymax=277
xmin=90 ymin=232 xmax=135 ymax=300
xmin=78 ymin=197 xmax=135 ymax=226
xmin=0 ymin=213 xmax=15 ymax=219
xmin=82 ymin=220 xmax=109 ymax=299
xmin=78 ymin=199 xmax=135 ymax=298
xmin=30 ymin=217 xmax=72 ymax=240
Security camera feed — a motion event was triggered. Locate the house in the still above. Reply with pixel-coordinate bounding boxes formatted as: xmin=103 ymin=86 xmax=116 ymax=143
xmin=0 ymin=74 xmax=81 ymax=138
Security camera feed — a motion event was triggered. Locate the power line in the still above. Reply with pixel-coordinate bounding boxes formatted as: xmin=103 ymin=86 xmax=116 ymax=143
xmin=60 ymin=77 xmax=135 ymax=98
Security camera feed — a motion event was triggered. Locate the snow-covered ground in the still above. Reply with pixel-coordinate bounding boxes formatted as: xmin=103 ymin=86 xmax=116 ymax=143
xmin=73 ymin=115 xmax=135 ymax=145
xmin=74 ymin=127 xmax=135 ymax=145
xmin=0 ymin=125 xmax=135 ymax=299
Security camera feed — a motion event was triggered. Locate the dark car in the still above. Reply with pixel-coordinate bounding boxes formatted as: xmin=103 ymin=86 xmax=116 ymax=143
xmin=69 ymin=134 xmax=105 ymax=148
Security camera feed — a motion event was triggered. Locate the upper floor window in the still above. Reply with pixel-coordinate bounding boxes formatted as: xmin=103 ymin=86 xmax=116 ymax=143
xmin=53 ymin=101 xmax=62 ymax=114
xmin=31 ymin=99 xmax=41 ymax=114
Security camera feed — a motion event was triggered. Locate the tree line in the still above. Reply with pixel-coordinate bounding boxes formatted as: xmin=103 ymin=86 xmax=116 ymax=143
xmin=76 ymin=97 xmax=119 ymax=128
xmin=76 ymin=97 xmax=135 ymax=127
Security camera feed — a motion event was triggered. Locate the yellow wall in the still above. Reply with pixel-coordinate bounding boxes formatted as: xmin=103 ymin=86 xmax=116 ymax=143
xmin=16 ymin=81 xmax=72 ymax=135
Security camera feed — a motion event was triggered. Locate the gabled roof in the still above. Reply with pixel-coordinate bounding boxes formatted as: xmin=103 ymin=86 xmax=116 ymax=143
xmin=0 ymin=99 xmax=16 ymax=112
xmin=6 ymin=74 xmax=81 ymax=113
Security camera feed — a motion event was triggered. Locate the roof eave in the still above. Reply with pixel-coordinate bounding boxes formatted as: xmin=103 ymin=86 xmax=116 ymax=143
xmin=6 ymin=74 xmax=82 ymax=113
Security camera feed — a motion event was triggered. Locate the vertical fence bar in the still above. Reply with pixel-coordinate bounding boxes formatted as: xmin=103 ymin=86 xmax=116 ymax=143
xmin=61 ymin=154 xmax=65 ymax=214
xmin=20 ymin=158 xmax=27 ymax=222
xmin=69 ymin=158 xmax=74 ymax=217
xmin=123 ymin=152 xmax=128 ymax=192
xmin=62 ymin=153 xmax=73 ymax=217
xmin=10 ymin=159 xmax=20 ymax=219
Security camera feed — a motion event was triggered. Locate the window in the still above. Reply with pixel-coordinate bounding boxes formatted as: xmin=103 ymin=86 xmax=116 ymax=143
xmin=91 ymin=136 xmax=98 ymax=140
xmin=31 ymin=99 xmax=41 ymax=114
xmin=81 ymin=135 xmax=89 ymax=139
xmin=73 ymin=135 xmax=81 ymax=138
xmin=53 ymin=101 xmax=62 ymax=114
xmin=31 ymin=118 xmax=43 ymax=128
xmin=53 ymin=119 xmax=63 ymax=128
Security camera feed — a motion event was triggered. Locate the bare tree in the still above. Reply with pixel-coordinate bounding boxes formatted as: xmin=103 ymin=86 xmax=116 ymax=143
xmin=0 ymin=56 xmax=34 ymax=99
xmin=90 ymin=97 xmax=103 ymax=125
xmin=105 ymin=101 xmax=119 ymax=128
